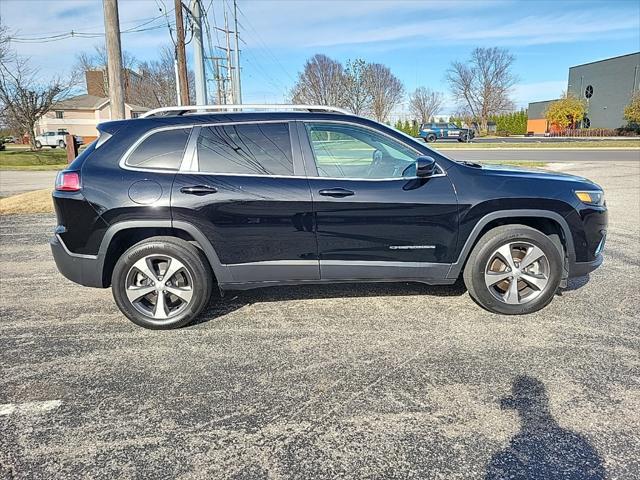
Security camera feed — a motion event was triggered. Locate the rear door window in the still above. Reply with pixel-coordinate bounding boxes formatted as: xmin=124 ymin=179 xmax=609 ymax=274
xmin=126 ymin=128 xmax=191 ymax=170
xmin=197 ymin=122 xmax=293 ymax=176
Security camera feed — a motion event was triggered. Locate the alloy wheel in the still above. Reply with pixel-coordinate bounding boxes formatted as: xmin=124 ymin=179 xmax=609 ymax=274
xmin=484 ymin=241 xmax=550 ymax=305
xmin=125 ymin=254 xmax=194 ymax=321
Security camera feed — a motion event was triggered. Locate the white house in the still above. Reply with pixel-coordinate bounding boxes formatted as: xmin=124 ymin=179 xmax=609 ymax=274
xmin=37 ymin=94 xmax=148 ymax=144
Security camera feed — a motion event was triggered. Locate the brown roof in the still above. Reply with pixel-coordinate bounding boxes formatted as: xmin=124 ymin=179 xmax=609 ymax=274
xmin=53 ymin=94 xmax=109 ymax=110
xmin=53 ymin=94 xmax=150 ymax=112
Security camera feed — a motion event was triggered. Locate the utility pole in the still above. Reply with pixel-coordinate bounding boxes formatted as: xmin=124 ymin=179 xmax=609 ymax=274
xmin=174 ymin=0 xmax=190 ymax=105
xmin=224 ymin=9 xmax=234 ymax=104
xmin=102 ymin=0 xmax=125 ymax=119
xmin=191 ymin=0 xmax=207 ymax=105
xmin=233 ymin=0 xmax=242 ymax=104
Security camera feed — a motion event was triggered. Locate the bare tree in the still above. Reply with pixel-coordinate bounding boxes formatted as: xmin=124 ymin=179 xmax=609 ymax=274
xmin=0 ymin=23 xmax=10 ymax=65
xmin=130 ymin=47 xmax=180 ymax=108
xmin=409 ymin=87 xmax=444 ymax=124
xmin=342 ymin=59 xmax=373 ymax=115
xmin=0 ymin=20 xmax=71 ymax=147
xmin=291 ymin=54 xmax=345 ymax=106
xmin=446 ymin=47 xmax=516 ymax=132
xmin=0 ymin=56 xmax=71 ymax=149
xmin=367 ymin=63 xmax=404 ymax=122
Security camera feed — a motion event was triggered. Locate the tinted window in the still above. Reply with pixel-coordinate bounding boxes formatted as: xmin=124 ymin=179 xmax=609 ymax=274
xmin=436 ymin=123 xmax=447 ymax=128
xmin=306 ymin=122 xmax=417 ymax=179
xmin=197 ymin=123 xmax=293 ymax=175
xmin=126 ymin=128 xmax=190 ymax=170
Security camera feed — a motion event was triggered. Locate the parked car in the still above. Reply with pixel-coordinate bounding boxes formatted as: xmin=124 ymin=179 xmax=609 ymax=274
xmin=419 ymin=122 xmax=475 ymax=142
xmin=3 ymin=135 xmax=17 ymax=143
xmin=35 ymin=131 xmax=83 ymax=149
xmin=51 ymin=105 xmax=607 ymax=329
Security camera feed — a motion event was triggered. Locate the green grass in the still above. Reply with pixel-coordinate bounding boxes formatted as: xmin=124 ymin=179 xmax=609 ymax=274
xmin=430 ymin=140 xmax=640 ymax=149
xmin=0 ymin=147 xmax=67 ymax=170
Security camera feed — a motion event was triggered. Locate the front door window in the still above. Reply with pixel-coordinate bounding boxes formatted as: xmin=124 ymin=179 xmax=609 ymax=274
xmin=305 ymin=123 xmax=419 ymax=179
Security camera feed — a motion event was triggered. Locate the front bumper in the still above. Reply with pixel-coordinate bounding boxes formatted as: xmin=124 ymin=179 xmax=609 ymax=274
xmin=569 ymin=253 xmax=603 ymax=278
xmin=50 ymin=234 xmax=104 ymax=287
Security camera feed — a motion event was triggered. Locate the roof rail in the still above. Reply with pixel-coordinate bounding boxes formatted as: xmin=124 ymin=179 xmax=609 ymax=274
xmin=140 ymin=104 xmax=350 ymax=118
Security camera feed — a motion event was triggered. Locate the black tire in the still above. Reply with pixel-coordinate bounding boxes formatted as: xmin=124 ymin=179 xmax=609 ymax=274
xmin=459 ymin=133 xmax=469 ymax=142
xmin=463 ymin=225 xmax=563 ymax=315
xmin=35 ymin=141 xmax=42 ymax=149
xmin=58 ymin=140 xmax=66 ymax=148
xmin=50 ymin=146 xmax=57 ymax=149
xmin=112 ymin=236 xmax=213 ymax=329
xmin=425 ymin=133 xmax=437 ymax=143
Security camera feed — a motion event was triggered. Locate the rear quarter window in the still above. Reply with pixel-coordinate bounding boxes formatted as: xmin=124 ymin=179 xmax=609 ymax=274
xmin=125 ymin=128 xmax=191 ymax=170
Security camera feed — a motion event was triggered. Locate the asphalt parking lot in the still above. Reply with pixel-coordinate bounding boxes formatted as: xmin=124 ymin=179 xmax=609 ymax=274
xmin=1 ymin=159 xmax=639 ymax=479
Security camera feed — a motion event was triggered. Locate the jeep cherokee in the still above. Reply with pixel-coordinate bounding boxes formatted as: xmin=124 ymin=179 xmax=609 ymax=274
xmin=50 ymin=105 xmax=607 ymax=329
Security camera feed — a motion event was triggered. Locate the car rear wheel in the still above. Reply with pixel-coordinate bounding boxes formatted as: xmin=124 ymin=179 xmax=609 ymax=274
xmin=463 ymin=225 xmax=563 ymax=314
xmin=112 ymin=236 xmax=213 ymax=329
xmin=459 ymin=133 xmax=469 ymax=142
xmin=58 ymin=140 xmax=66 ymax=148
xmin=425 ymin=133 xmax=437 ymax=143
xmin=35 ymin=140 xmax=42 ymax=149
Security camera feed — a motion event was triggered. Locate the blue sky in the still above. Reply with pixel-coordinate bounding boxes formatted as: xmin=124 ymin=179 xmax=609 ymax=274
xmin=2 ymin=0 xmax=639 ymax=115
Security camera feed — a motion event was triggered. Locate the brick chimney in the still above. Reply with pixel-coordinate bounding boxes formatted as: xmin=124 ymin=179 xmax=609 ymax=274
xmin=85 ymin=70 xmax=108 ymax=97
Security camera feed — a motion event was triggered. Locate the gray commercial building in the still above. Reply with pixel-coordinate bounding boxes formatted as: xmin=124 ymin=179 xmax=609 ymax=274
xmin=528 ymin=52 xmax=640 ymax=133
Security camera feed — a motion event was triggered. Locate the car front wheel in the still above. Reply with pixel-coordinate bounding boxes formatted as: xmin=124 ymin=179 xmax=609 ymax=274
xmin=34 ymin=141 xmax=42 ymax=149
xmin=58 ymin=140 xmax=66 ymax=148
xmin=425 ymin=133 xmax=437 ymax=143
xmin=112 ymin=236 xmax=213 ymax=329
xmin=463 ymin=225 xmax=563 ymax=314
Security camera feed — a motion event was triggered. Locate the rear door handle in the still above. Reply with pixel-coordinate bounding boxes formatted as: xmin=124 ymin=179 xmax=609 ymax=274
xmin=318 ymin=188 xmax=354 ymax=198
xmin=180 ymin=185 xmax=218 ymax=196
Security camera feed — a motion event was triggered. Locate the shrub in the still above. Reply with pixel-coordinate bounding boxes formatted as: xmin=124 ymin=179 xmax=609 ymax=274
xmin=545 ymin=94 xmax=586 ymax=129
xmin=489 ymin=110 xmax=527 ymax=135
xmin=624 ymin=92 xmax=640 ymax=124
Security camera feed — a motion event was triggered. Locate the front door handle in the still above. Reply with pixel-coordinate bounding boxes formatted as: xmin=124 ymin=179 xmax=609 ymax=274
xmin=318 ymin=188 xmax=354 ymax=198
xmin=180 ymin=185 xmax=218 ymax=196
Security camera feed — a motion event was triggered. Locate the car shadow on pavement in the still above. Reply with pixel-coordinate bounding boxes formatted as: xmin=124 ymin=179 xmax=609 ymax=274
xmin=486 ymin=375 xmax=605 ymax=480
xmin=560 ymin=274 xmax=591 ymax=293
xmin=192 ymin=280 xmax=467 ymax=326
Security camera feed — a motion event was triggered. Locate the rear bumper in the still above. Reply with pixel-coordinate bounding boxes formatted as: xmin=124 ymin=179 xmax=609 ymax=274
xmin=50 ymin=234 xmax=104 ymax=288
xmin=569 ymin=254 xmax=603 ymax=278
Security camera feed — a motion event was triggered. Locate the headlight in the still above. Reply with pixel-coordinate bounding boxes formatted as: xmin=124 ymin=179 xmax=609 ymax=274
xmin=575 ymin=190 xmax=605 ymax=206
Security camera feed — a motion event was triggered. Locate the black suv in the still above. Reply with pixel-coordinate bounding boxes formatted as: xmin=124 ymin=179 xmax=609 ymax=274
xmin=51 ymin=105 xmax=607 ymax=329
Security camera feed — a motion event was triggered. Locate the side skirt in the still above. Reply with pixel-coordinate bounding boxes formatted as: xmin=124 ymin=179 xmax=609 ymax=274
xmin=220 ymin=260 xmax=455 ymax=291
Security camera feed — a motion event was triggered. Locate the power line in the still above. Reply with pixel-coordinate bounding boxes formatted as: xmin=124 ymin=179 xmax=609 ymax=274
xmin=9 ymin=10 xmax=174 ymax=39
xmin=235 ymin=5 xmax=295 ymax=83
xmin=8 ymin=22 xmax=172 ymax=44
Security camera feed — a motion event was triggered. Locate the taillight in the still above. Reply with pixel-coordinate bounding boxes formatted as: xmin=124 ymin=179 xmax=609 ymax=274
xmin=55 ymin=171 xmax=81 ymax=191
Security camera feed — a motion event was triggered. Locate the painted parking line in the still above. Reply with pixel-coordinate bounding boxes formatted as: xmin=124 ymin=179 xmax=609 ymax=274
xmin=0 ymin=400 xmax=62 ymax=416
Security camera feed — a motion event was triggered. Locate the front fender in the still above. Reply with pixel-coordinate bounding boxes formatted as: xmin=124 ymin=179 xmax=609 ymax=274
xmin=447 ymin=208 xmax=576 ymax=279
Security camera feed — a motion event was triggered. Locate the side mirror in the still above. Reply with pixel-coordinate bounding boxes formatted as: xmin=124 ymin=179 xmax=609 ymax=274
xmin=415 ymin=155 xmax=437 ymax=177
